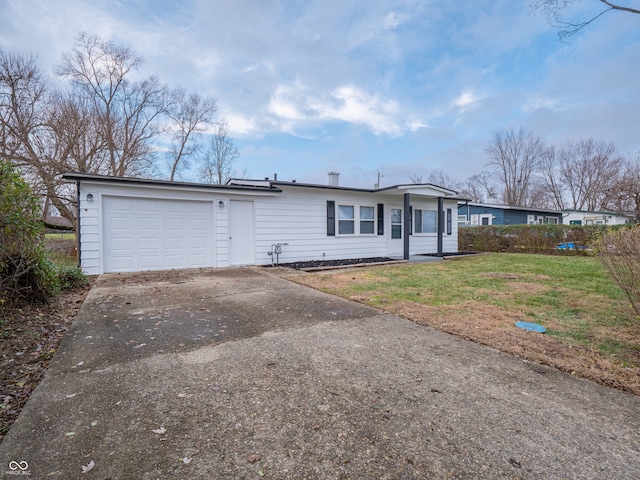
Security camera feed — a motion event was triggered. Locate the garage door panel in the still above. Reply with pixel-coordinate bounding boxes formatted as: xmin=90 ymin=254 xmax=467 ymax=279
xmin=139 ymin=255 xmax=161 ymax=269
xmin=103 ymin=196 xmax=214 ymax=273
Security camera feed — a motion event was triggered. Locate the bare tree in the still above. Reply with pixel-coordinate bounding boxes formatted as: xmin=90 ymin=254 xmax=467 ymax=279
xmin=538 ymin=146 xmax=566 ymax=210
xmin=410 ymin=169 xmax=462 ymax=190
xmin=559 ymin=139 xmax=622 ymax=211
xmin=57 ymin=33 xmax=168 ymax=177
xmin=200 ymin=122 xmax=240 ymax=185
xmin=531 ymin=0 xmax=640 ymax=39
xmin=458 ymin=171 xmax=497 ymax=203
xmin=0 ymin=50 xmax=92 ymax=224
xmin=485 ymin=127 xmax=546 ymax=207
xmin=166 ymin=87 xmax=217 ymax=181
xmin=409 ymin=173 xmax=423 ymax=184
xmin=603 ymin=153 xmax=640 ymax=222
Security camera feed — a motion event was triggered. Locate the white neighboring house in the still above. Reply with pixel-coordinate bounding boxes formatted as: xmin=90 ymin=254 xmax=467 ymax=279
xmin=562 ymin=210 xmax=632 ymax=226
xmin=63 ymin=172 xmax=464 ymax=275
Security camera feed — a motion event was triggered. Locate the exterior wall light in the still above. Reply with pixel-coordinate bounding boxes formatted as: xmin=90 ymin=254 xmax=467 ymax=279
xmin=86 ymin=193 xmax=94 ymax=202
xmin=218 ymin=200 xmax=225 ymax=208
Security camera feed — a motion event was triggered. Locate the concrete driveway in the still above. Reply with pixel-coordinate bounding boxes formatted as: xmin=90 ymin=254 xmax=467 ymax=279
xmin=1 ymin=267 xmax=639 ymax=479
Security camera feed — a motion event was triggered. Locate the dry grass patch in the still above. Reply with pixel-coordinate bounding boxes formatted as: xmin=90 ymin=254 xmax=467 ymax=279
xmin=292 ymin=253 xmax=640 ymax=396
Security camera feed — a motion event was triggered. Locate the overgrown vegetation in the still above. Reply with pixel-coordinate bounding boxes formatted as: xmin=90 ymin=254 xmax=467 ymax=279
xmin=1 ymin=161 xmax=57 ymax=305
xmin=293 ymin=254 xmax=640 ymax=394
xmin=599 ymin=226 xmax=640 ymax=316
xmin=459 ymin=224 xmax=613 ymax=255
xmin=1 ymin=161 xmax=86 ymax=307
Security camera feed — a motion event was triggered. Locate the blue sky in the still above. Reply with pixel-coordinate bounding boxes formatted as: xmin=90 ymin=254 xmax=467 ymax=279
xmin=1 ymin=0 xmax=638 ymax=188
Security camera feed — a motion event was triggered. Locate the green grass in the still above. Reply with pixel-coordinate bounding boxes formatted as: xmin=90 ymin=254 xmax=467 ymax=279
xmin=46 ymin=250 xmax=78 ymax=268
xmin=313 ymin=253 xmax=639 ymax=365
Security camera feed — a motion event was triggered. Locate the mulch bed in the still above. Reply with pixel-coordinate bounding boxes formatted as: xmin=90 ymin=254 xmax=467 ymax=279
xmin=265 ymin=257 xmax=397 ymax=270
xmin=0 ymin=282 xmax=92 ymax=444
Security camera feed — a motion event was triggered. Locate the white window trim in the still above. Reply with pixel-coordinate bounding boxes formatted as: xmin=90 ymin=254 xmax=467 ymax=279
xmin=414 ymin=208 xmax=438 ymax=236
xmin=358 ymin=204 xmax=376 ymax=236
xmin=336 ymin=203 xmax=377 ymax=236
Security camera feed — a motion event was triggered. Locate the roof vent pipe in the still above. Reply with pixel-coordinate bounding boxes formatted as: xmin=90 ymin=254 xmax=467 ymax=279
xmin=328 ymin=171 xmax=340 ymax=186
xmin=274 ymin=173 xmax=278 ymax=181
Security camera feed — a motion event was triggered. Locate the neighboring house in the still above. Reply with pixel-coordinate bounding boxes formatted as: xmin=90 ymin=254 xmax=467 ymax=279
xmin=562 ymin=210 xmax=631 ymax=226
xmin=63 ymin=172 xmax=464 ymax=275
xmin=458 ymin=202 xmax=563 ymax=226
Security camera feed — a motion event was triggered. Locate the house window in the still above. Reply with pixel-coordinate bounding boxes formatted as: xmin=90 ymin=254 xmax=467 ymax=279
xmin=391 ymin=208 xmax=402 ymax=239
xmin=546 ymin=217 xmax=558 ymax=224
xmin=414 ymin=209 xmax=437 ymax=234
xmin=458 ymin=215 xmax=467 ymax=226
xmin=360 ymin=206 xmax=375 ymax=234
xmin=447 ymin=208 xmax=452 ymax=235
xmin=338 ymin=205 xmax=355 ymax=234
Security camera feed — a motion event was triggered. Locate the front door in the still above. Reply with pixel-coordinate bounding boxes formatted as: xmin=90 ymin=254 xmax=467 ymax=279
xmin=388 ymin=207 xmax=403 ymax=256
xmin=229 ymin=200 xmax=254 ymax=265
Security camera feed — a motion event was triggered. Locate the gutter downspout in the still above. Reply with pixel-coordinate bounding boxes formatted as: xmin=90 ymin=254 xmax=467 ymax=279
xmin=437 ymin=197 xmax=444 ymax=257
xmin=76 ymin=180 xmax=81 ymax=268
xmin=403 ymin=193 xmax=410 ymax=260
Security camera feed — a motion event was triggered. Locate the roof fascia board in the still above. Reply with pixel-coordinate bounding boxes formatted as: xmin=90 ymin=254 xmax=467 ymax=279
xmin=62 ymin=173 xmax=282 ymax=195
xmin=462 ymin=202 xmax=561 ymax=214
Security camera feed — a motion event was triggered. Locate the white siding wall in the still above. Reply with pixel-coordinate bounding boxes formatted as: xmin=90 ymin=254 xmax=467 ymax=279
xmin=562 ymin=211 xmax=629 ymax=226
xmin=77 ymin=180 xmax=460 ymax=273
xmin=78 ymin=182 xmax=243 ymax=274
xmin=407 ymin=199 xmax=459 ymax=254
xmin=253 ymin=189 xmax=388 ymax=265
xmin=251 ymin=188 xmax=460 ymax=265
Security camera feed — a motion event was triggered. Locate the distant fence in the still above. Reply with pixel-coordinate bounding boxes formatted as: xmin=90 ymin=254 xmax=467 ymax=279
xmin=458 ymin=224 xmax=627 ymax=255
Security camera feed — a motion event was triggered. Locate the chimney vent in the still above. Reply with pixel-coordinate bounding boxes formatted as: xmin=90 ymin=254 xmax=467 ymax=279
xmin=274 ymin=173 xmax=278 ymax=181
xmin=328 ymin=171 xmax=340 ymax=186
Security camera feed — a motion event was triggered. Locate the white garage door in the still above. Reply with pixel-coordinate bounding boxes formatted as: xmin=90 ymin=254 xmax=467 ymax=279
xmin=103 ymin=196 xmax=214 ymax=273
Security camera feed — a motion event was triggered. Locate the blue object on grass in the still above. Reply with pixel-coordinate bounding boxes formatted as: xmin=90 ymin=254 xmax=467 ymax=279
xmin=515 ymin=321 xmax=547 ymax=333
xmin=557 ymin=242 xmax=588 ymax=250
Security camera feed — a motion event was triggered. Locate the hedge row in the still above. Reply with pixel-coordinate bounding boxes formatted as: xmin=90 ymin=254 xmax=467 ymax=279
xmin=458 ymin=224 xmax=627 ymax=255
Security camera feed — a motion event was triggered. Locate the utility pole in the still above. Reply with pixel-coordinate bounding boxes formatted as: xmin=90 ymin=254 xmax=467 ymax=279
xmin=376 ymin=171 xmax=383 ymax=189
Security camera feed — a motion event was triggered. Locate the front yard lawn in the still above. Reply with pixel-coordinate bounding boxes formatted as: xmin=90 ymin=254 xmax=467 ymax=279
xmin=292 ymin=253 xmax=640 ymax=395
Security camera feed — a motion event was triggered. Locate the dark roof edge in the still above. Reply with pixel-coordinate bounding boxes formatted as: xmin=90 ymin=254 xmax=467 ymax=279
xmin=459 ymin=202 xmax=562 ymax=214
xmin=272 ymin=180 xmax=460 ymax=196
xmin=271 ymin=180 xmax=376 ymax=193
xmin=62 ymin=172 xmax=282 ymax=193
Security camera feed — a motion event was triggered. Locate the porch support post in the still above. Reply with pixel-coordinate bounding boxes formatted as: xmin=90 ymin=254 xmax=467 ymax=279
xmin=403 ymin=193 xmax=410 ymax=260
xmin=437 ymin=196 xmax=444 ymax=257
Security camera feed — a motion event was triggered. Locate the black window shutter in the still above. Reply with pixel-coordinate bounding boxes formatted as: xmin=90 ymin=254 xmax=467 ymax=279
xmin=409 ymin=206 xmax=413 ymax=235
xmin=414 ymin=208 xmax=421 ymax=233
xmin=327 ymin=201 xmax=335 ymax=236
xmin=377 ymin=203 xmax=384 ymax=235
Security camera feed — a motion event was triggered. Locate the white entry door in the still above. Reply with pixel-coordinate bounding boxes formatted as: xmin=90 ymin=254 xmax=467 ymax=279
xmin=229 ymin=200 xmax=254 ymax=265
xmin=388 ymin=207 xmax=404 ymax=256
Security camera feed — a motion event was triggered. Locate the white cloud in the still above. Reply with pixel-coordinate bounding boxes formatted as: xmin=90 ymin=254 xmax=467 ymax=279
xmin=264 ymin=82 xmax=404 ymax=136
xmin=319 ymin=85 xmax=402 ymax=135
xmin=383 ymin=11 xmax=409 ymax=30
xmin=453 ymin=90 xmax=484 ymax=110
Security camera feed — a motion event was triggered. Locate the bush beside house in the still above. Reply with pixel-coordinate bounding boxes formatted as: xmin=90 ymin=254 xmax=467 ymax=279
xmin=1 ymin=161 xmax=85 ymax=306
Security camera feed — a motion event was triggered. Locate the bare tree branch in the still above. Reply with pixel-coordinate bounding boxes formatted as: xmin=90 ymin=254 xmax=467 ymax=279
xmin=485 ymin=127 xmax=546 ymax=207
xmin=531 ymin=0 xmax=640 ymax=39
xmin=166 ymin=87 xmax=217 ymax=181
xmin=199 ymin=122 xmax=240 ymax=185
